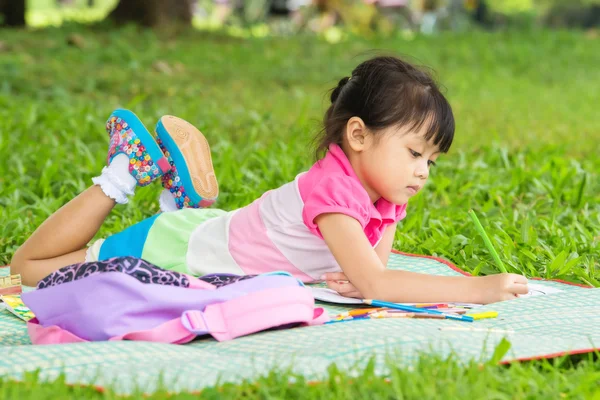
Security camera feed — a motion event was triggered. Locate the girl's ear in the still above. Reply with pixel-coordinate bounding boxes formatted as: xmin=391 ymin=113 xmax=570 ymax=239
xmin=345 ymin=117 xmax=370 ymax=152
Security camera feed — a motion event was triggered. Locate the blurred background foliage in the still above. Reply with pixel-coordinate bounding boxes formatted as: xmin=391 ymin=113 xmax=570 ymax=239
xmin=2 ymin=0 xmax=598 ymax=39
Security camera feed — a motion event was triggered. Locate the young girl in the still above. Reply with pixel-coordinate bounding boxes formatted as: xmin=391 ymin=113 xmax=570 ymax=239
xmin=11 ymin=56 xmax=528 ymax=304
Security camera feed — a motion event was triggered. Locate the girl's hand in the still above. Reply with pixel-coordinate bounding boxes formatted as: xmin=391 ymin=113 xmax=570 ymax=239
xmin=321 ymin=272 xmax=364 ymax=299
xmin=474 ymin=273 xmax=529 ymax=304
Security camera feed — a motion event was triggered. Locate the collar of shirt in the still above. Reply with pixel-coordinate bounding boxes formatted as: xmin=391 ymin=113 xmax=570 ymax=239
xmin=325 ymin=143 xmax=403 ymax=226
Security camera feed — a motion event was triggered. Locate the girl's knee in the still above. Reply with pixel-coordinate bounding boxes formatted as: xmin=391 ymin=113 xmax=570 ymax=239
xmin=9 ymin=251 xmax=30 ymax=285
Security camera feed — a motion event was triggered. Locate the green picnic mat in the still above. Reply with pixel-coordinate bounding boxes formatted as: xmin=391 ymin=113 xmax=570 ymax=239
xmin=1 ymin=252 xmax=598 ymax=395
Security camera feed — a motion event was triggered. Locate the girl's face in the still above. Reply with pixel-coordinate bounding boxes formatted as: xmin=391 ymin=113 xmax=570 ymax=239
xmin=345 ymin=120 xmax=441 ymax=205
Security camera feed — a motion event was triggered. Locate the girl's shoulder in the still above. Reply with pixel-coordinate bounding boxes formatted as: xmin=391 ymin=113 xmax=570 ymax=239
xmin=297 ymin=145 xmax=408 ymax=236
xmin=298 ymin=144 xmax=370 ymax=202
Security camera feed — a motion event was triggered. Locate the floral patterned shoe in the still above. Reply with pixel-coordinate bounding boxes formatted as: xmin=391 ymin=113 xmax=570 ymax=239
xmin=154 ymin=115 xmax=219 ymax=209
xmin=106 ymin=109 xmax=171 ymax=187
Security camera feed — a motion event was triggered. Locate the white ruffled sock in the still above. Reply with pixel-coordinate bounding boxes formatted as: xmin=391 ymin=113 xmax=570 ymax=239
xmin=158 ymin=188 xmax=178 ymax=212
xmin=92 ymin=154 xmax=137 ymax=204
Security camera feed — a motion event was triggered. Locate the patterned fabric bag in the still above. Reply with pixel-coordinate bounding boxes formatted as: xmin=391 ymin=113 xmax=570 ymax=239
xmin=21 ymin=256 xmax=328 ymax=344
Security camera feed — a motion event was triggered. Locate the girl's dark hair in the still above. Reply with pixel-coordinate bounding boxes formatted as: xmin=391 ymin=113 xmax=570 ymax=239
xmin=314 ymin=56 xmax=455 ymax=159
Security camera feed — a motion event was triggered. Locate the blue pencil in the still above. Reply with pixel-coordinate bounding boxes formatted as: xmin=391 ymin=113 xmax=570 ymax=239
xmin=325 ymin=315 xmax=371 ymax=324
xmin=364 ymin=299 xmax=474 ymax=322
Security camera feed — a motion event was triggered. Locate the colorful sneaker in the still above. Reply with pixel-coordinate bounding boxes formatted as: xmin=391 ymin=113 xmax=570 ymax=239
xmin=106 ymin=109 xmax=172 ymax=187
xmin=154 ymin=115 xmax=219 ymax=209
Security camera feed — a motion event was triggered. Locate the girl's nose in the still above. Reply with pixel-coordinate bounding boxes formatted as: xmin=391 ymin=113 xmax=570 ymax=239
xmin=415 ymin=161 xmax=429 ymax=180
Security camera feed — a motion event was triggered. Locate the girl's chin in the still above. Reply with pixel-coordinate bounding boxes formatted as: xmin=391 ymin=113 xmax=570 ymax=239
xmin=383 ymin=194 xmax=409 ymax=206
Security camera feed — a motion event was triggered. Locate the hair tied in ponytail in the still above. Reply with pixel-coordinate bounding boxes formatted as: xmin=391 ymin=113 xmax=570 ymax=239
xmin=330 ymin=76 xmax=351 ymax=104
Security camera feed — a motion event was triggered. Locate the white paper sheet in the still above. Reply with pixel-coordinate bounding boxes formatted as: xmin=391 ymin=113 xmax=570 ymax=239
xmin=520 ymin=282 xmax=564 ymax=297
xmin=309 ymin=287 xmax=364 ymax=304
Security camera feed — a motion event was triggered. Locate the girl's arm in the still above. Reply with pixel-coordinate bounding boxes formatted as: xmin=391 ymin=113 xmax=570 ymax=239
xmin=315 ymin=213 xmax=529 ymax=304
xmin=374 ymin=223 xmax=396 ymax=267
xmin=322 ymin=223 xmax=396 ymax=299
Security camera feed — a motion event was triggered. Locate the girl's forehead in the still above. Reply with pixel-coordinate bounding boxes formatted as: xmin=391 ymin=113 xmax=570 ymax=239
xmin=391 ymin=128 xmax=441 ymax=152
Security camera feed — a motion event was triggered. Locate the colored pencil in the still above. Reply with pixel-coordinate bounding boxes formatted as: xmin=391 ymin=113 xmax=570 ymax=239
xmin=370 ymin=312 xmax=415 ymax=319
xmin=468 ymin=209 xmax=508 ymax=273
xmin=416 ymin=303 xmax=449 ymax=309
xmin=337 ymin=308 xmax=385 ymax=318
xmin=411 ymin=313 xmax=446 ymax=319
xmin=371 ymin=311 xmax=446 ymax=320
xmin=325 ymin=315 xmax=370 ymax=324
xmin=364 ymin=299 xmax=474 ymax=322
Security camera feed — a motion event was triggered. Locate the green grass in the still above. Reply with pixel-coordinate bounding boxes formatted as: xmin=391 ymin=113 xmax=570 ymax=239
xmin=0 ymin=24 xmax=599 ymax=398
xmin=2 ymin=351 xmax=600 ymax=399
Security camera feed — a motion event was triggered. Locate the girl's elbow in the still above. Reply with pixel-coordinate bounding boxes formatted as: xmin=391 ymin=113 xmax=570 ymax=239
xmin=358 ymin=279 xmax=384 ymax=300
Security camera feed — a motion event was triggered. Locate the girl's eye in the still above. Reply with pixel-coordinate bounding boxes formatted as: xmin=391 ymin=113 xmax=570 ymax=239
xmin=409 ymin=149 xmax=420 ymax=158
xmin=428 ymin=160 xmax=437 ymax=167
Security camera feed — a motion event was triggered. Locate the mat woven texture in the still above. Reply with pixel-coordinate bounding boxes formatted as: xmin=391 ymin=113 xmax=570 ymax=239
xmin=1 ymin=252 xmax=597 ymax=394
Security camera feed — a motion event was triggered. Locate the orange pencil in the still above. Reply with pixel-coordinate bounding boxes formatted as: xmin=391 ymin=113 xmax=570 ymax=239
xmin=337 ymin=308 xmax=385 ymax=318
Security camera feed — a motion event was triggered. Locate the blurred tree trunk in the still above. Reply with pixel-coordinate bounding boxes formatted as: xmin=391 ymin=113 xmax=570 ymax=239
xmin=0 ymin=0 xmax=26 ymax=27
xmin=108 ymin=0 xmax=193 ymax=27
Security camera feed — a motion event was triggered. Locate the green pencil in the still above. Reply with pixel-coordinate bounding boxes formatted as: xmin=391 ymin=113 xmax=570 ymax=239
xmin=468 ymin=209 xmax=508 ymax=273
